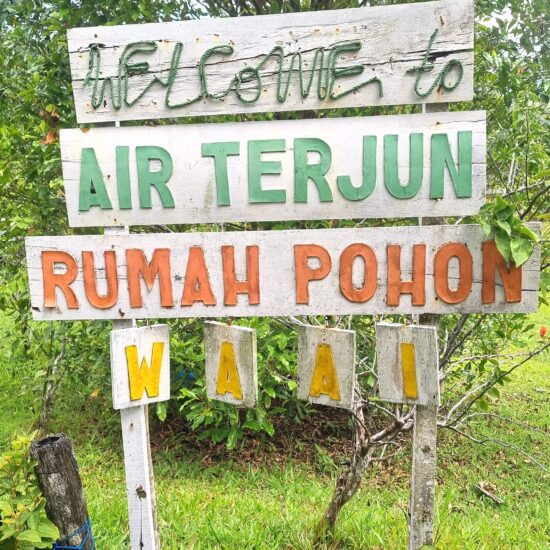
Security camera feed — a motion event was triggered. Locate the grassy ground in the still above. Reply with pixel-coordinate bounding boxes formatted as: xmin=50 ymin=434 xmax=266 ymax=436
xmin=0 ymin=309 xmax=548 ymax=549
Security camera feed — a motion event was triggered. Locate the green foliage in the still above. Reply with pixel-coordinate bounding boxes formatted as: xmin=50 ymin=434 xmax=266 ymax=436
xmin=175 ymin=318 xmax=307 ymax=448
xmin=0 ymin=0 xmax=547 ymax=445
xmin=0 ymin=434 xmax=59 ymax=550
xmin=477 ymin=196 xmax=539 ymax=266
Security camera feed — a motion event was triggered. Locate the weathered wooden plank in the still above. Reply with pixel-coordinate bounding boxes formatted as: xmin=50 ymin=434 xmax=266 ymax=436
xmin=110 ymin=324 xmax=170 ymax=410
xmin=297 ymin=325 xmax=356 ymax=410
xmin=204 ymin=321 xmax=258 ymax=408
xmin=409 ymin=403 xmax=438 ymax=550
xmin=25 ymin=224 xmax=540 ymax=320
xmin=375 ymin=323 xmax=439 ymax=407
xmin=120 ymin=405 xmax=159 ymax=550
xmin=61 ymin=111 xmax=486 ymax=227
xmin=67 ymin=0 xmax=474 ymax=123
xmin=109 ymin=226 xmax=159 ymax=550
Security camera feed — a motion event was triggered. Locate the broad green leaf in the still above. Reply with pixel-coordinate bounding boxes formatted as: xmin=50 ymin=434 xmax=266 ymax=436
xmin=156 ymin=402 xmax=167 ymax=422
xmin=17 ymin=529 xmax=42 ymax=544
xmin=495 ymin=231 xmax=512 ymax=261
xmin=496 ymin=219 xmax=511 ymax=235
xmin=510 ymin=237 xmax=533 ymax=266
xmin=516 ymin=224 xmax=539 ymax=242
xmin=37 ymin=520 xmax=59 ymax=540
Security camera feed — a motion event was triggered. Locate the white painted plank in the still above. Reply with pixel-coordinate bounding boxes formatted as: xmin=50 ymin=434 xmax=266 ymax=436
xmin=204 ymin=321 xmax=258 ymax=408
xmin=67 ymin=0 xmax=474 ymax=123
xmin=110 ymin=324 xmax=170 ymax=410
xmin=110 ymin=226 xmax=159 ymax=550
xmin=60 ymin=111 xmax=486 ymax=227
xmin=297 ymin=325 xmax=356 ymax=410
xmin=375 ymin=323 xmax=439 ymax=406
xmin=25 ymin=224 xmax=541 ymax=320
xmin=120 ymin=405 xmax=159 ymax=550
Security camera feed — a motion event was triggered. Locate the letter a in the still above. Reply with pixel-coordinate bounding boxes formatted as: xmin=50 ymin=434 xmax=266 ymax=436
xmin=216 ymin=341 xmax=243 ymax=399
xmin=125 ymin=342 xmax=164 ymax=400
xmin=309 ymin=344 xmax=341 ymax=401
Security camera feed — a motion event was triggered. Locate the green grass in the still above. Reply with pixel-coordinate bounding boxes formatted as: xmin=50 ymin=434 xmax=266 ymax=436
xmin=1 ymin=308 xmax=548 ymax=549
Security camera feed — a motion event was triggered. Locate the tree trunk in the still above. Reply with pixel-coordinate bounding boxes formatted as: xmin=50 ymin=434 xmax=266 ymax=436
xmin=31 ymin=434 xmax=93 ymax=550
xmin=315 ymin=398 xmax=373 ymax=544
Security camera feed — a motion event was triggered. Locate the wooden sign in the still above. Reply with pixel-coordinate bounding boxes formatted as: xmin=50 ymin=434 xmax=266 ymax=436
xmin=375 ymin=323 xmax=439 ymax=406
xmin=204 ymin=322 xmax=257 ymax=408
xmin=25 ymin=224 xmax=540 ymax=320
xmin=297 ymin=326 xmax=355 ymax=410
xmin=67 ymin=0 xmax=473 ymax=124
xmin=110 ymin=324 xmax=170 ymax=410
xmin=61 ymin=111 xmax=486 ymax=227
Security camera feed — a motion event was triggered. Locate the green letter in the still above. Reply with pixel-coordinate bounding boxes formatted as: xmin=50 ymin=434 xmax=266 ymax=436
xmin=79 ymin=148 xmax=112 ymax=211
xmin=136 ymin=146 xmax=174 ymax=209
xmin=294 ymin=138 xmax=333 ymax=203
xmin=384 ymin=133 xmax=423 ymax=199
xmin=248 ymin=139 xmax=286 ymax=203
xmin=337 ymin=136 xmax=376 ymax=201
xmin=201 ymin=142 xmax=240 ymax=206
xmin=116 ymin=146 xmax=132 ymax=209
xmin=430 ymin=131 xmax=472 ymax=199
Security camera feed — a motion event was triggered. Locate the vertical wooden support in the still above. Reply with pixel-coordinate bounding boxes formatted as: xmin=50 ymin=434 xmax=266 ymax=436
xmin=106 ymin=225 xmax=159 ymax=550
xmin=120 ymin=403 xmax=159 ymax=550
xmin=408 ymin=103 xmax=446 ymax=550
xmin=31 ymin=434 xmax=93 ymax=550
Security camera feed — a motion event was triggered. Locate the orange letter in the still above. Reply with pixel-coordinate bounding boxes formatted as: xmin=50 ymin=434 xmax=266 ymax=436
xmin=83 ymin=250 xmax=119 ymax=309
xmin=482 ymin=241 xmax=522 ymax=303
xmin=42 ymin=251 xmax=79 ymax=309
xmin=434 ymin=243 xmax=473 ymax=304
xmin=387 ymin=244 xmax=426 ymax=306
xmin=222 ymin=245 xmax=260 ymax=306
xmin=339 ymin=243 xmax=378 ymax=302
xmin=181 ymin=246 xmax=216 ymax=306
xmin=126 ymin=249 xmax=173 ymax=308
xmin=294 ymin=244 xmax=332 ymax=305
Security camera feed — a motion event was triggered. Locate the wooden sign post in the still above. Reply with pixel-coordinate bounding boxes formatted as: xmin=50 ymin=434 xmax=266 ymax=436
xmin=375 ymin=321 xmax=440 ymax=549
xmin=23 ymin=0 xmax=542 ymax=547
xmin=110 ymin=322 xmax=169 ymax=550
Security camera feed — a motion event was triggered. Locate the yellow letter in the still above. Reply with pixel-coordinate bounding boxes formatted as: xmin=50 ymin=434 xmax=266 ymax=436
xmin=216 ymin=341 xmax=243 ymax=399
xmin=125 ymin=342 xmax=164 ymax=401
xmin=400 ymin=342 xmax=418 ymax=399
xmin=309 ymin=343 xmax=341 ymax=401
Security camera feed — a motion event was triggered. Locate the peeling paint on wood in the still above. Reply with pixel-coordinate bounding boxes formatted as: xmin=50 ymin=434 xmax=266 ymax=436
xmin=25 ymin=224 xmax=541 ymax=320
xmin=60 ymin=111 xmax=486 ymax=227
xmin=67 ymin=0 xmax=474 ymax=123
xmin=375 ymin=323 xmax=439 ymax=406
xmin=204 ymin=321 xmax=258 ymax=408
xmin=110 ymin=324 xmax=170 ymax=410
xmin=297 ymin=325 xmax=355 ymax=410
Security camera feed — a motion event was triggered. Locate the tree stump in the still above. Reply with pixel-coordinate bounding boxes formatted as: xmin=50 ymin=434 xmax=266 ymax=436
xmin=30 ymin=434 xmax=93 ymax=549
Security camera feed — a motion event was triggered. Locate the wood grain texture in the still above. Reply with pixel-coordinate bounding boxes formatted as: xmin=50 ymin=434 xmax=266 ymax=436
xmin=30 ymin=435 xmax=92 ymax=550
xmin=60 ymin=111 xmax=486 ymax=227
xmin=110 ymin=324 xmax=170 ymax=410
xmin=120 ymin=405 xmax=159 ymax=550
xmin=204 ymin=321 xmax=258 ymax=408
xmin=68 ymin=0 xmax=474 ymax=123
xmin=108 ymin=226 xmax=159 ymax=550
xmin=375 ymin=323 xmax=439 ymax=406
xmin=297 ymin=325 xmax=356 ymax=410
xmin=409 ymin=404 xmax=438 ymax=550
xmin=25 ymin=224 xmax=541 ymax=320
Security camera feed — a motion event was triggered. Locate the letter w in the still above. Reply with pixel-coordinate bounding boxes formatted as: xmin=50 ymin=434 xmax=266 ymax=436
xmin=125 ymin=342 xmax=164 ymax=400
